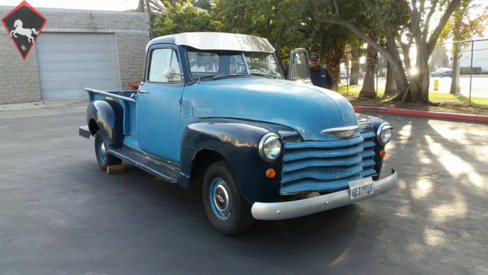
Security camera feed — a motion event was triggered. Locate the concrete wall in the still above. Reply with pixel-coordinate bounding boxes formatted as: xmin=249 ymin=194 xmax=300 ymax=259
xmin=0 ymin=6 xmax=149 ymax=104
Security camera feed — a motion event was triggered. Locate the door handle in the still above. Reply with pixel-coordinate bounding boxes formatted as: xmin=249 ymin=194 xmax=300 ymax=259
xmin=138 ymin=90 xmax=149 ymax=94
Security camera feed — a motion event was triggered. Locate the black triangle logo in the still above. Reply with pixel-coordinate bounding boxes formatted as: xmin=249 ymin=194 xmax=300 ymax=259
xmin=1 ymin=1 xmax=47 ymax=60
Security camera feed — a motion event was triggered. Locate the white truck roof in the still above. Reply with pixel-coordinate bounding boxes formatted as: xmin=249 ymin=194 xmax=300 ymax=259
xmin=173 ymin=32 xmax=275 ymax=53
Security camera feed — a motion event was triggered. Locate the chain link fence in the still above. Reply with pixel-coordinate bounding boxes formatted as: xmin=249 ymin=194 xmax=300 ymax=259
xmin=432 ymin=38 xmax=488 ymax=104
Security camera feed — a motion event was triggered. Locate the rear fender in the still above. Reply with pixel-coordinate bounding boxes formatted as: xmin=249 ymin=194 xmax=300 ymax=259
xmin=87 ymin=100 xmax=124 ymax=148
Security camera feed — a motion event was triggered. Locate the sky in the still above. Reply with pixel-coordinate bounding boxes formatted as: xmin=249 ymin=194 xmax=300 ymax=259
xmin=0 ymin=0 xmax=140 ymax=11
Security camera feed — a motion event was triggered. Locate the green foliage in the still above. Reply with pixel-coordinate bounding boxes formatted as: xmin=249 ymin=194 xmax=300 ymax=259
xmin=151 ymin=0 xmax=356 ymax=74
xmin=213 ymin=0 xmax=315 ymax=60
xmin=153 ymin=0 xmax=218 ymax=36
xmin=440 ymin=0 xmax=488 ymax=53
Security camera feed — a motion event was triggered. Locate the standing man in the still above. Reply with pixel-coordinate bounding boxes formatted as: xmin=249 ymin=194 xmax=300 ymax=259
xmin=309 ymin=53 xmax=333 ymax=89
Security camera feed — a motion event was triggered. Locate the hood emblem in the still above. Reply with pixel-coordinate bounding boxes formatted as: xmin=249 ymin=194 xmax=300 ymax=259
xmin=320 ymin=125 xmax=358 ymax=139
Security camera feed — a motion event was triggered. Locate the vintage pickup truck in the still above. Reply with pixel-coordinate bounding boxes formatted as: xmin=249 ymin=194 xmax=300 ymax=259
xmin=79 ymin=32 xmax=397 ymax=235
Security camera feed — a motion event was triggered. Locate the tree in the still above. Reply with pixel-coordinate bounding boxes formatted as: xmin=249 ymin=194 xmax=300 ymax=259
xmin=440 ymin=0 xmax=488 ymax=94
xmin=359 ymin=33 xmax=378 ymax=99
xmin=214 ymin=0 xmax=351 ymax=86
xmin=311 ymin=0 xmax=462 ymax=104
xmin=324 ymin=39 xmax=348 ymax=91
xmin=135 ymin=0 xmax=169 ymax=38
xmin=349 ymin=38 xmax=361 ymax=85
xmin=213 ymin=0 xmax=314 ymax=60
xmin=153 ymin=0 xmax=218 ymax=36
xmin=311 ymin=23 xmax=351 ymax=91
xmin=383 ymin=61 xmax=398 ymax=98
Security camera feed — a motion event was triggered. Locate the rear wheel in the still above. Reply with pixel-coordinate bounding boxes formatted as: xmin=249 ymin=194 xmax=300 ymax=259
xmin=202 ymin=161 xmax=254 ymax=235
xmin=94 ymin=131 xmax=121 ymax=171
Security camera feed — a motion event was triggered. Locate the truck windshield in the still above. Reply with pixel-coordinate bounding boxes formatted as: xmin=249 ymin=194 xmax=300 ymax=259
xmin=187 ymin=50 xmax=284 ymax=80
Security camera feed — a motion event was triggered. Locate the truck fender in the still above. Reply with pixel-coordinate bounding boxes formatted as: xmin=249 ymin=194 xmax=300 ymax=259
xmin=179 ymin=119 xmax=301 ymax=204
xmin=86 ymin=100 xmax=124 ymax=149
xmin=356 ymin=114 xmax=390 ymax=180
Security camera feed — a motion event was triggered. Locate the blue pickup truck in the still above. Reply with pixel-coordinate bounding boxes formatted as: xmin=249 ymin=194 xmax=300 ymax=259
xmin=79 ymin=32 xmax=397 ymax=235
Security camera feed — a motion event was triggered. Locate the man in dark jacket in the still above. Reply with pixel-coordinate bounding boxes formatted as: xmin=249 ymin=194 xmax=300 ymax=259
xmin=309 ymin=53 xmax=333 ymax=89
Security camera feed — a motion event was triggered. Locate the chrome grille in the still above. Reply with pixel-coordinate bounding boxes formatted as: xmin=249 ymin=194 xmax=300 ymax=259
xmin=280 ymin=131 xmax=377 ymax=195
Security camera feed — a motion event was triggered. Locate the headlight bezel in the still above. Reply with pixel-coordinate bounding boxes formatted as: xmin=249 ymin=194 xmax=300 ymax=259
xmin=259 ymin=133 xmax=282 ymax=162
xmin=376 ymin=122 xmax=393 ymax=145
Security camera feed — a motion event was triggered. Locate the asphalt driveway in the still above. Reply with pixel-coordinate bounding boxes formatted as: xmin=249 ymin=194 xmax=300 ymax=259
xmin=0 ymin=105 xmax=486 ymax=275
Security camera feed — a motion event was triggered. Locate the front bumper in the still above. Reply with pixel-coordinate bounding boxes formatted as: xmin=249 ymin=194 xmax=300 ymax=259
xmin=251 ymin=169 xmax=398 ymax=220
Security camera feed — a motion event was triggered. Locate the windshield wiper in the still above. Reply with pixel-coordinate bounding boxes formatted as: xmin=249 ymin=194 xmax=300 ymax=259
xmin=250 ymin=73 xmax=277 ymax=79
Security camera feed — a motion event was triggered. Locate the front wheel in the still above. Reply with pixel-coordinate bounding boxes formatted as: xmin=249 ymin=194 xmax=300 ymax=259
xmin=94 ymin=131 xmax=122 ymax=171
xmin=202 ymin=161 xmax=254 ymax=235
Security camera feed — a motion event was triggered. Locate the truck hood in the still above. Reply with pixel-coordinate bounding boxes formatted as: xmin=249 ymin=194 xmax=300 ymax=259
xmin=186 ymin=77 xmax=358 ymax=141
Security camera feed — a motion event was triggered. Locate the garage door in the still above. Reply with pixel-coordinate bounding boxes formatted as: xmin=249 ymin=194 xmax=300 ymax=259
xmin=36 ymin=33 xmax=120 ymax=100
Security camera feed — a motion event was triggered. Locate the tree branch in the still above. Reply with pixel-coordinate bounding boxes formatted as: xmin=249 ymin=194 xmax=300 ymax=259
xmin=392 ymin=26 xmax=412 ymax=70
xmin=333 ymin=0 xmax=340 ymax=18
xmin=398 ymin=1 xmax=418 ymax=49
xmin=423 ymin=0 xmax=439 ymax=44
xmin=427 ymin=0 xmax=462 ymax=56
xmin=314 ymin=14 xmax=399 ymax=66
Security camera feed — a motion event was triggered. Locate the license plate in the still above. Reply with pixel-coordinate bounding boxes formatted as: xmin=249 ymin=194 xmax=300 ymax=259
xmin=349 ymin=177 xmax=374 ymax=200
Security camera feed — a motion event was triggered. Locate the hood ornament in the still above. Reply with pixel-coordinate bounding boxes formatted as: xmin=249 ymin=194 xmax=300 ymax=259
xmin=320 ymin=125 xmax=358 ymax=139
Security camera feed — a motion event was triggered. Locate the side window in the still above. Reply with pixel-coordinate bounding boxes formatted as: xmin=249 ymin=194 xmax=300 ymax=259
xmin=148 ymin=48 xmax=182 ymax=83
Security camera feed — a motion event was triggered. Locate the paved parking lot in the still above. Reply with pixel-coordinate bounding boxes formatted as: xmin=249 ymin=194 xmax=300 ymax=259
xmin=1 ymin=105 xmax=487 ymax=275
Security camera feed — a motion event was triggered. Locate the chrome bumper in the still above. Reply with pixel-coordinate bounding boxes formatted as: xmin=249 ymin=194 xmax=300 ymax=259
xmin=251 ymin=169 xmax=398 ymax=220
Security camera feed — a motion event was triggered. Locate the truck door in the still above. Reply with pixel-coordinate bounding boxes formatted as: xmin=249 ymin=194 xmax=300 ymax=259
xmin=137 ymin=46 xmax=184 ymax=162
xmin=288 ymin=48 xmax=312 ymax=85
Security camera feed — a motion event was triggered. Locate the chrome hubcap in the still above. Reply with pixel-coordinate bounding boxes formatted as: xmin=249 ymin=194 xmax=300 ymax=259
xmin=213 ymin=183 xmax=230 ymax=213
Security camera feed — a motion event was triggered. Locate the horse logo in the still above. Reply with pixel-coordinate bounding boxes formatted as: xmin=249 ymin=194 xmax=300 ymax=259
xmin=1 ymin=1 xmax=47 ymax=60
xmin=10 ymin=19 xmax=39 ymax=44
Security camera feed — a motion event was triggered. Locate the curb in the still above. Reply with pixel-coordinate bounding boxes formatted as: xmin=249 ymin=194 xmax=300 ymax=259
xmin=354 ymin=106 xmax=488 ymax=122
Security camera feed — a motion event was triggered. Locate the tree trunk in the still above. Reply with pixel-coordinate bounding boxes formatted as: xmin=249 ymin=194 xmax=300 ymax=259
xmin=383 ymin=61 xmax=397 ymax=98
xmin=350 ymin=43 xmax=360 ymax=85
xmin=403 ymin=47 xmax=431 ymax=104
xmin=145 ymin=0 xmax=155 ymax=39
xmin=450 ymin=43 xmax=460 ymax=94
xmin=325 ymin=46 xmax=345 ymax=91
xmin=359 ymin=41 xmax=377 ymax=99
xmin=417 ymin=47 xmax=431 ymax=103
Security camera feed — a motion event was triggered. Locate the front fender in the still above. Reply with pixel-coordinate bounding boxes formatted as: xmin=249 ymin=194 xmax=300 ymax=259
xmin=357 ymin=114 xmax=392 ymax=179
xmin=87 ymin=100 xmax=124 ymax=148
xmin=180 ymin=118 xmax=300 ymax=203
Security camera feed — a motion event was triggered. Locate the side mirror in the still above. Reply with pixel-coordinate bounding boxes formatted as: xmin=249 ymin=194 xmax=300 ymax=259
xmin=163 ymin=67 xmax=177 ymax=80
xmin=288 ymin=48 xmax=311 ymax=84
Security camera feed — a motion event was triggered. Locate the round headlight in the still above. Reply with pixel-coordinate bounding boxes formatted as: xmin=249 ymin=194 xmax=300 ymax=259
xmin=377 ymin=123 xmax=393 ymax=145
xmin=259 ymin=133 xmax=282 ymax=161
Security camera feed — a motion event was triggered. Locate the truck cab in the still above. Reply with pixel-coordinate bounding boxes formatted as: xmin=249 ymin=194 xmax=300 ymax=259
xmin=80 ymin=32 xmax=397 ymax=235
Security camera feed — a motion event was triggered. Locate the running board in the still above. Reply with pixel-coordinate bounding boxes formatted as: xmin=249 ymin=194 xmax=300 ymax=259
xmin=108 ymin=147 xmax=180 ymax=183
